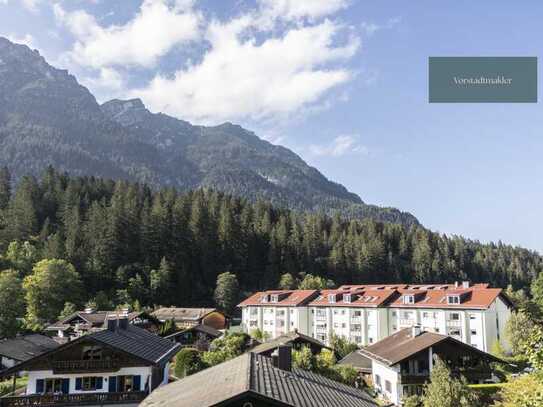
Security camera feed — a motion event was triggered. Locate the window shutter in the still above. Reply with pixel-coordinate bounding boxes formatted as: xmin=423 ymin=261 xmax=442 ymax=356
xmin=75 ymin=378 xmax=82 ymax=390
xmin=96 ymin=377 xmax=103 ymax=389
xmin=108 ymin=376 xmax=117 ymax=393
xmin=133 ymin=375 xmax=141 ymax=391
xmin=62 ymin=379 xmax=70 ymax=394
xmin=36 ymin=379 xmax=44 ymax=394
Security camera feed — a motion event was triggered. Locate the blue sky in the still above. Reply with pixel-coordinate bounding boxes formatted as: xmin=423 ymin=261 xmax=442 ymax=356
xmin=1 ymin=0 xmax=542 ymax=252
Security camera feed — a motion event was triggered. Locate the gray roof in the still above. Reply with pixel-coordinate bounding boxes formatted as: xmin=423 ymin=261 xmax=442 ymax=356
xmin=141 ymin=353 xmax=378 ymax=407
xmin=91 ymin=325 xmax=180 ymax=364
xmin=338 ymin=351 xmax=372 ymax=373
xmin=51 ymin=310 xmax=144 ymax=329
xmin=164 ymin=324 xmax=222 ymax=340
xmin=358 ymin=328 xmax=505 ymax=366
xmin=250 ymin=331 xmax=328 ymax=355
xmin=1 ymin=324 xmax=180 ymax=377
xmin=0 ymin=335 xmax=59 ymax=363
xmin=152 ymin=307 xmax=219 ymax=322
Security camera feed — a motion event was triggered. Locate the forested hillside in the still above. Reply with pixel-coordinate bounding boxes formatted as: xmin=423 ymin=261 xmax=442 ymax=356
xmin=0 ymin=37 xmax=417 ymax=226
xmin=0 ymin=168 xmax=540 ymax=314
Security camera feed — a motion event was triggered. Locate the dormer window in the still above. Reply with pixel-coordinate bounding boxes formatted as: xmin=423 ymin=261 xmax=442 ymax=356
xmin=447 ymin=295 xmax=461 ymax=304
xmin=261 ymin=294 xmax=270 ymax=303
xmin=328 ymin=294 xmax=336 ymax=303
xmin=343 ymin=294 xmax=351 ymax=303
xmin=270 ymin=294 xmax=279 ymax=303
xmin=403 ymin=295 xmax=415 ymax=304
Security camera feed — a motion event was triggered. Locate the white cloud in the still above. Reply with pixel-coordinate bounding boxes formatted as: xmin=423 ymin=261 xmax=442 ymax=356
xmin=54 ymin=0 xmax=201 ymax=68
xmin=132 ymin=15 xmax=359 ymax=123
xmin=258 ymin=0 xmax=349 ymax=21
xmin=309 ymin=135 xmax=368 ymax=157
xmin=52 ymin=0 xmax=360 ymax=124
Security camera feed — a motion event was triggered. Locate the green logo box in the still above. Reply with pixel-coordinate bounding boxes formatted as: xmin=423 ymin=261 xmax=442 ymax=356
xmin=429 ymin=57 xmax=537 ymax=103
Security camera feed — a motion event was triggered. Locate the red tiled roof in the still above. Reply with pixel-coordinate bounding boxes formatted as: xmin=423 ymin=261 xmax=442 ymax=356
xmin=309 ymin=289 xmax=396 ymax=308
xmin=238 ymin=290 xmax=318 ymax=307
xmin=387 ymin=288 xmax=503 ymax=309
xmin=239 ymin=284 xmax=507 ymax=310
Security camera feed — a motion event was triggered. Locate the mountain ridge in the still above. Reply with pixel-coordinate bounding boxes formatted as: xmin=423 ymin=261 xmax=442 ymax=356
xmin=0 ymin=37 xmax=418 ymax=226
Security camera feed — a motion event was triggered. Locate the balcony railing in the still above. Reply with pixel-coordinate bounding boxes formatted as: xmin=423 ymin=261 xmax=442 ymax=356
xmin=52 ymin=359 xmax=120 ymax=373
xmin=447 ymin=319 xmax=462 ymax=327
xmin=0 ymin=392 xmax=146 ymax=407
xmin=399 ymin=319 xmax=415 ymax=326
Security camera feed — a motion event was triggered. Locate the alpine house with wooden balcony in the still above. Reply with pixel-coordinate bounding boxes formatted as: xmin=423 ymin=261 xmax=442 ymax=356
xmin=0 ymin=318 xmax=181 ymax=407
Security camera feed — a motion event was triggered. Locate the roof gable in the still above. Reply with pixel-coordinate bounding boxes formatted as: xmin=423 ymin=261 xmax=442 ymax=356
xmin=141 ymin=353 xmax=378 ymax=407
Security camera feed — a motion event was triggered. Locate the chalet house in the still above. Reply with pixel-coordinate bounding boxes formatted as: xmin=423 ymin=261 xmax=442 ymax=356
xmin=164 ymin=324 xmax=222 ymax=350
xmin=250 ymin=330 xmax=329 ymax=357
xmin=239 ymin=282 xmax=512 ymax=352
xmin=354 ymin=326 xmax=505 ymax=405
xmin=152 ymin=308 xmax=229 ymax=330
xmin=140 ymin=346 xmax=379 ymax=407
xmin=45 ymin=308 xmax=161 ymax=341
xmin=0 ymin=319 xmax=180 ymax=407
xmin=0 ymin=335 xmax=59 ymax=371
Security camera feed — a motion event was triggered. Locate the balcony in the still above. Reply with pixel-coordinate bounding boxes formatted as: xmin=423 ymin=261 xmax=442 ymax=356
xmin=52 ymin=360 xmax=120 ymax=373
xmin=447 ymin=320 xmax=462 ymax=327
xmin=399 ymin=319 xmax=415 ymax=326
xmin=0 ymin=392 xmax=146 ymax=407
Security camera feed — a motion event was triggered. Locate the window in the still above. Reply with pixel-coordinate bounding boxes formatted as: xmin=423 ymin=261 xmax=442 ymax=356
xmin=450 ymin=313 xmax=460 ymax=321
xmin=333 ymin=310 xmax=339 ymax=315
xmin=385 ymin=380 xmax=392 ymax=393
xmin=341 ymin=323 xmax=346 ymax=328
xmin=403 ymin=295 xmax=415 ymax=304
xmin=449 ymin=329 xmax=461 ymax=336
xmin=369 ymin=337 xmax=374 ymax=343
xmin=117 ymin=375 xmax=140 ymax=392
xmin=391 ymin=311 xmax=397 ymax=317
xmin=328 ymin=294 xmax=336 ymax=303
xmin=341 ymin=310 xmax=346 ymax=315
xmin=353 ymin=310 xmax=362 ymax=317
xmin=469 ymin=314 xmax=477 ymax=320
xmin=422 ymin=312 xmax=429 ymax=318
xmin=375 ymin=374 xmax=381 ymax=387
xmin=447 ymin=295 xmax=460 ymax=304
xmin=44 ymin=378 xmax=66 ymax=394
xmin=343 ymin=294 xmax=351 ymax=303
xmin=82 ymin=346 xmax=102 ymax=360
xmin=76 ymin=377 xmax=103 ymax=391
xmin=470 ymin=329 xmax=477 ymax=336
xmin=270 ymin=294 xmax=278 ymax=302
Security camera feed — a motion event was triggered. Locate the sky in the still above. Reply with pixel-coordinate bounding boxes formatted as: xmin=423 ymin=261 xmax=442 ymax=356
xmin=1 ymin=0 xmax=542 ymax=253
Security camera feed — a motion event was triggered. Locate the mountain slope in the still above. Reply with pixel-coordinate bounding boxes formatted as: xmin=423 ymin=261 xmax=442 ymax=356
xmin=0 ymin=37 xmax=418 ymax=226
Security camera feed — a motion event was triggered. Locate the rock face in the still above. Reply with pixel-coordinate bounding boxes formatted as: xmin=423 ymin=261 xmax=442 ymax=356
xmin=0 ymin=37 xmax=418 ymax=226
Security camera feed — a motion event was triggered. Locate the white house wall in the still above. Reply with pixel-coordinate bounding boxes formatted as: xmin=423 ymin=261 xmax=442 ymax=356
xmin=26 ymin=366 xmax=153 ymax=395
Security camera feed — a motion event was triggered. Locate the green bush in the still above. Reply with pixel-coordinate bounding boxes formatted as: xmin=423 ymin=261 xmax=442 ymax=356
xmin=174 ymin=348 xmax=207 ymax=378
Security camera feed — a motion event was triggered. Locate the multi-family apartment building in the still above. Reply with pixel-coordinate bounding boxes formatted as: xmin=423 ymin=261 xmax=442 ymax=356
xmin=238 ymin=282 xmax=513 ymax=353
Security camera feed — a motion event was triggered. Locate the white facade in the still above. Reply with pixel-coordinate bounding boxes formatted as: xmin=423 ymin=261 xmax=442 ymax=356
xmin=372 ymin=360 xmax=401 ymax=405
xmin=26 ymin=366 xmax=153 ymax=395
xmin=242 ymin=306 xmax=312 ymax=339
xmin=241 ymin=294 xmax=511 ymax=353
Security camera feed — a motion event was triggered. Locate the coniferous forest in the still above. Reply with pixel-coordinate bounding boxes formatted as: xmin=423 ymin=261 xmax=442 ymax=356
xmin=0 ymin=166 xmax=541 ymax=313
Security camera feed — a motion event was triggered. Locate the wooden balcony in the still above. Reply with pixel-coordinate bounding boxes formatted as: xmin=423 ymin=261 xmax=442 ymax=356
xmin=52 ymin=360 xmax=120 ymax=373
xmin=0 ymin=392 xmax=146 ymax=407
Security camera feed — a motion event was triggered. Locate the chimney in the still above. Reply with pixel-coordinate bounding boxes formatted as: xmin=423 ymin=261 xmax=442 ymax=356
xmin=271 ymin=345 xmax=292 ymax=372
xmin=412 ymin=325 xmax=422 ymax=337
xmin=107 ymin=319 xmax=117 ymax=332
xmin=462 ymin=281 xmax=470 ymax=289
xmin=118 ymin=317 xmax=129 ymax=330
